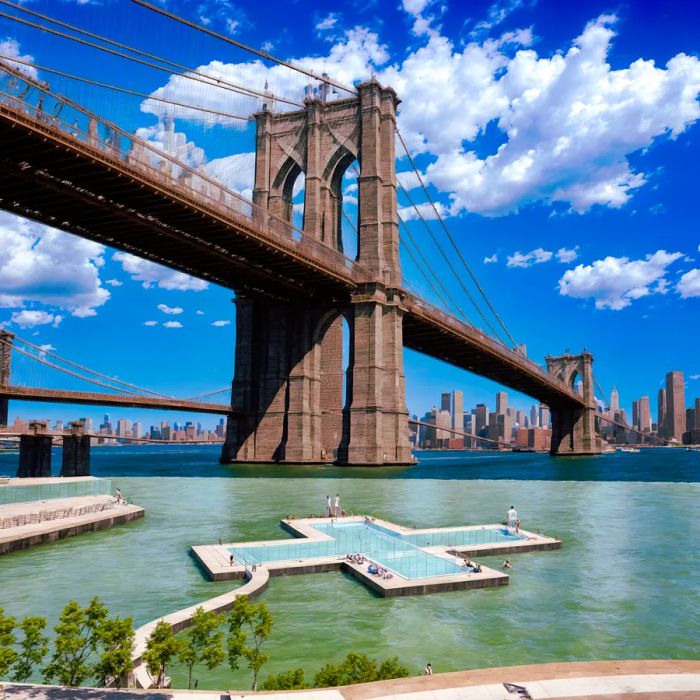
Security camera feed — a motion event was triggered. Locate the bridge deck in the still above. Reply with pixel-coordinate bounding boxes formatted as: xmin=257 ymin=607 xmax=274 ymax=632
xmin=0 ymin=386 xmax=232 ymax=415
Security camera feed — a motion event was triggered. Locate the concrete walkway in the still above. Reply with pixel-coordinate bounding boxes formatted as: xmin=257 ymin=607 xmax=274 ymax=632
xmin=2 ymin=660 xmax=699 ymax=700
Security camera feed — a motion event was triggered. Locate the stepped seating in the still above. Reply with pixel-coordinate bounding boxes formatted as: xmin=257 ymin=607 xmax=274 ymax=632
xmin=0 ymin=498 xmax=117 ymax=529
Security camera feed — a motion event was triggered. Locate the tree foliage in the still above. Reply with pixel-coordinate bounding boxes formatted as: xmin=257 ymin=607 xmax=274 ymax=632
xmin=43 ymin=598 xmax=107 ymax=687
xmin=0 ymin=609 xmax=18 ymax=679
xmin=92 ymin=616 xmax=134 ymax=688
xmin=143 ymin=620 xmax=181 ymax=689
xmin=227 ymin=595 xmax=273 ymax=691
xmin=261 ymin=667 xmax=307 ymax=690
xmin=313 ymin=652 xmax=410 ymax=688
xmin=178 ymin=607 xmax=225 ymax=690
xmin=11 ymin=616 xmax=48 ymax=683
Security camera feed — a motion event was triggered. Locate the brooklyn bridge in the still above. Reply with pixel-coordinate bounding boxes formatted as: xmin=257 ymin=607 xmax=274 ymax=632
xmin=0 ymin=3 xmax=630 ymax=468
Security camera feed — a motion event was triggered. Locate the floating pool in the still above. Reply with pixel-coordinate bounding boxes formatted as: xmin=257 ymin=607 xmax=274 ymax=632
xmin=228 ymin=520 xmax=525 ymax=580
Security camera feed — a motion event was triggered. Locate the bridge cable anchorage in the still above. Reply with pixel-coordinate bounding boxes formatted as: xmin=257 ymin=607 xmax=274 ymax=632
xmin=0 ymin=0 xmax=305 ymax=109
xmin=2 ymin=335 xmax=173 ymax=398
xmin=398 ymin=215 xmax=466 ymax=320
xmin=0 ymin=9 xmax=303 ymax=112
xmin=0 ymin=55 xmax=254 ymax=123
xmin=396 ymin=128 xmax=520 ymax=350
xmin=129 ymin=0 xmax=358 ymax=97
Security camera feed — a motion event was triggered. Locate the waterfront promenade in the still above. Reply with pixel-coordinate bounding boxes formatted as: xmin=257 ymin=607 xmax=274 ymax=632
xmin=2 ymin=660 xmax=700 ymax=699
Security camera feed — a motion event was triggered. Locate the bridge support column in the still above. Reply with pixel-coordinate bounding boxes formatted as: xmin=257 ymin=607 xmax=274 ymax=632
xmin=61 ymin=422 xmax=90 ymax=477
xmin=221 ymin=297 xmax=345 ymax=464
xmin=0 ymin=330 xmax=13 ymax=427
xmin=17 ymin=422 xmax=52 ymax=478
xmin=546 ymin=351 xmax=602 ymax=456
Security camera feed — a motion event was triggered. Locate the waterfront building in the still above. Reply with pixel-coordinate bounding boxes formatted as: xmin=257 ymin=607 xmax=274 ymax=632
xmin=665 ymin=371 xmax=686 ymax=442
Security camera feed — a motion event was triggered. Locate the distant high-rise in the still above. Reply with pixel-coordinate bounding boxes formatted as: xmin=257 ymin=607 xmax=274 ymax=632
xmin=686 ymin=408 xmax=696 ymax=433
xmin=117 ymin=418 xmax=129 ymax=438
xmin=665 ymin=371 xmax=686 ymax=442
xmin=657 ymin=388 xmax=666 ymax=436
xmin=530 ymin=404 xmax=539 ymax=428
xmin=632 ymin=400 xmax=640 ymax=430
xmin=639 ymin=396 xmax=652 ymax=433
xmin=610 ymin=387 xmax=620 ymax=413
xmin=132 ymin=422 xmax=142 ymax=439
xmin=539 ymin=405 xmax=550 ymax=429
xmin=475 ymin=404 xmax=488 ymax=434
xmin=440 ymin=392 xmax=451 ymax=413
xmin=496 ymin=391 xmax=508 ymax=415
xmin=441 ymin=390 xmax=464 ymax=433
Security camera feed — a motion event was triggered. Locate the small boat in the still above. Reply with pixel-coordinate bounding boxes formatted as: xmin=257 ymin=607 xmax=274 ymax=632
xmin=619 ymin=447 xmax=640 ymax=453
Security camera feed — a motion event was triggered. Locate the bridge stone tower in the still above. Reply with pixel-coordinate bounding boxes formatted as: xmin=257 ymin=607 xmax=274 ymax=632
xmin=545 ymin=351 xmax=601 ymax=456
xmin=0 ymin=330 xmax=13 ymax=427
xmin=221 ymin=80 xmax=412 ymax=466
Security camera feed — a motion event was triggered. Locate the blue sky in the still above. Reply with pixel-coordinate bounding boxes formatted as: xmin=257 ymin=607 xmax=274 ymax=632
xmin=0 ymin=0 xmax=699 ymax=429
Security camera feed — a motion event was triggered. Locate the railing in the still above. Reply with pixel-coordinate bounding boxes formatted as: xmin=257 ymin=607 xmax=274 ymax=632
xmin=404 ymin=293 xmax=583 ymax=402
xmin=0 ymin=63 xmax=365 ymax=283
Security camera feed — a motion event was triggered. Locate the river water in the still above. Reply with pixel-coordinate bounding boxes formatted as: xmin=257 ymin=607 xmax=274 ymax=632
xmin=0 ymin=446 xmax=698 ymax=689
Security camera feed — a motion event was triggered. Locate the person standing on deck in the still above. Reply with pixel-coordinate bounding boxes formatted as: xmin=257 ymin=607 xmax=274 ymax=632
xmin=326 ymin=495 xmax=332 ymax=518
xmin=334 ymin=493 xmax=341 ymax=518
xmin=506 ymin=505 xmax=518 ymax=529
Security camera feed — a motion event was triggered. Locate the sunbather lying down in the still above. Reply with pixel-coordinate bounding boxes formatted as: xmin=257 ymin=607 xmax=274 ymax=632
xmin=367 ymin=563 xmax=393 ymax=579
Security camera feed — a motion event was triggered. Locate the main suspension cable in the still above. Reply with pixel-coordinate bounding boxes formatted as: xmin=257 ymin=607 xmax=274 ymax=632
xmin=130 ymin=0 xmax=358 ymax=96
xmin=396 ymin=127 xmax=519 ymax=348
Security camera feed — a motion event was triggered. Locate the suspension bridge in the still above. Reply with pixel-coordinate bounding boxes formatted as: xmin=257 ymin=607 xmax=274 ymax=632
xmin=0 ymin=1 xmax=657 ymax=469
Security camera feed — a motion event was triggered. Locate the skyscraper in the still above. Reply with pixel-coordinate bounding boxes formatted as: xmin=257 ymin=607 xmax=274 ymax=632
xmin=540 ymin=405 xmax=550 ymax=429
xmin=530 ymin=404 xmax=539 ymax=428
xmin=639 ymin=396 xmax=652 ymax=433
xmin=496 ymin=391 xmax=508 ymax=415
xmin=632 ymin=400 xmax=640 ymax=430
xmin=657 ymin=388 xmax=666 ymax=436
xmin=475 ymin=404 xmax=488 ymax=434
xmin=665 ymin=371 xmax=685 ymax=442
xmin=451 ymin=390 xmax=464 ymax=434
xmin=610 ymin=387 xmax=620 ymax=413
xmin=440 ymin=392 xmax=451 ymax=413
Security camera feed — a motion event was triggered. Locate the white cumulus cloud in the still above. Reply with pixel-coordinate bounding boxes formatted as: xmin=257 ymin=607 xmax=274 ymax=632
xmin=556 ymin=247 xmax=579 ymax=263
xmin=0 ymin=213 xmax=109 ymax=317
xmin=143 ymin=321 xmax=158 ymax=327
xmin=484 ymin=253 xmax=498 ymax=264
xmin=0 ymin=38 xmax=38 ymax=80
xmin=11 ymin=310 xmax=62 ymax=329
xmin=677 ymin=268 xmax=700 ymax=299
xmin=163 ymin=321 xmax=183 ymax=329
xmin=316 ymin=13 xmax=339 ymax=32
xmin=105 ymin=279 xmax=123 ymax=287
xmin=113 ymin=252 xmax=208 ymax=291
xmin=211 ymin=320 xmax=231 ymax=327
xmin=558 ymin=250 xmax=684 ymax=310
xmin=507 ymin=248 xmax=553 ymax=268
xmin=157 ymin=304 xmax=184 ymax=315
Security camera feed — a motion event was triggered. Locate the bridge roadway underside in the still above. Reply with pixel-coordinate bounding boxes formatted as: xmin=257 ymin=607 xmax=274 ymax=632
xmin=0 ymin=113 xmax=354 ymax=302
xmin=0 ymin=112 xmax=584 ymax=413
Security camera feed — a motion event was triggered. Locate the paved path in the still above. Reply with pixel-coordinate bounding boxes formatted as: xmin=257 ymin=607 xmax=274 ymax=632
xmin=2 ymin=660 xmax=699 ymax=699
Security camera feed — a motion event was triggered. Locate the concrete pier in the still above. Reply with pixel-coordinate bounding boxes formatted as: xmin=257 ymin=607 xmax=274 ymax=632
xmin=17 ymin=424 xmax=53 ymax=478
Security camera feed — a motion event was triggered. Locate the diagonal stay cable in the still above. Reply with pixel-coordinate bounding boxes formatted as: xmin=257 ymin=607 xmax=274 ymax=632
xmin=395 ymin=128 xmax=519 ymax=348
xmin=0 ymin=55 xmax=253 ymax=122
xmin=0 ymin=0 xmax=303 ymax=108
xmin=0 ymin=10 xmax=303 ymax=110
xmin=130 ymin=0 xmax=357 ymax=96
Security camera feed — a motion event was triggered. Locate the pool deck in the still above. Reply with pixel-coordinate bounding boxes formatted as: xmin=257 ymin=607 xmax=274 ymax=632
xmin=0 ymin=477 xmax=144 ymax=554
xmin=192 ymin=515 xmax=560 ymax=597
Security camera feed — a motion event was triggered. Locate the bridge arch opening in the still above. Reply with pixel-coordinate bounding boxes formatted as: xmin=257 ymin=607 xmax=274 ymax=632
xmin=324 ymin=150 xmax=359 ymax=259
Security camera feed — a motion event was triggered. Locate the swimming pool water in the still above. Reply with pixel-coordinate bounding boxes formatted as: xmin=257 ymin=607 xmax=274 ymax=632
xmin=228 ymin=520 xmax=523 ymax=579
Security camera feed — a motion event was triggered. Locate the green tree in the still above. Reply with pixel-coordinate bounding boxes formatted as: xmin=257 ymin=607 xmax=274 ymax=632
xmin=0 ymin=609 xmax=18 ymax=679
xmin=43 ymin=598 xmax=107 ymax=687
xmin=93 ymin=616 xmax=135 ymax=688
xmin=178 ymin=607 xmax=225 ymax=690
xmin=142 ymin=620 xmax=181 ymax=689
xmin=377 ymin=656 xmax=410 ymax=680
xmin=227 ymin=595 xmax=273 ymax=690
xmin=11 ymin=616 xmax=48 ymax=683
xmin=261 ymin=668 xmax=307 ymax=690
xmin=313 ymin=653 xmax=410 ymax=688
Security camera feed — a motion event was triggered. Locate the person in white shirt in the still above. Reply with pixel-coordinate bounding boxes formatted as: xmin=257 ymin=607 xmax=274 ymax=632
xmin=326 ymin=495 xmax=332 ymax=518
xmin=506 ymin=505 xmax=518 ymax=529
xmin=424 ymin=663 xmax=433 ymax=675
xmin=334 ymin=493 xmax=341 ymax=517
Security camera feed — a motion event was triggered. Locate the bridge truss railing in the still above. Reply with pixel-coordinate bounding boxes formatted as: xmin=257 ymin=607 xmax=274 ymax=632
xmin=404 ymin=293 xmax=583 ymax=404
xmin=0 ymin=63 xmax=364 ymax=283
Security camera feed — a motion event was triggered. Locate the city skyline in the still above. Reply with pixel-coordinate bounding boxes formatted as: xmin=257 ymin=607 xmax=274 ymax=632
xmin=0 ymin=0 xmax=698 ymax=422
